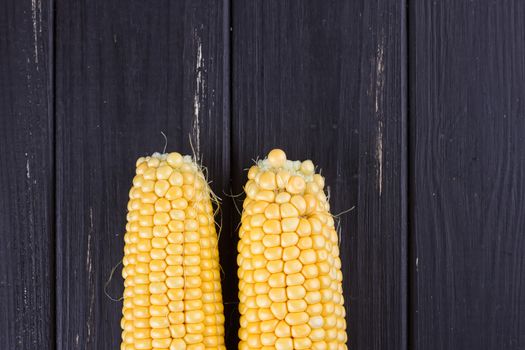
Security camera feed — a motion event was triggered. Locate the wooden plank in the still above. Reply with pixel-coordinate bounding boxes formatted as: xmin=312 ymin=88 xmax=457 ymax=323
xmin=0 ymin=0 xmax=54 ymax=348
xmin=232 ymin=1 xmax=407 ymax=349
xmin=410 ymin=1 xmax=525 ymax=348
xmin=54 ymin=1 xmax=229 ymax=348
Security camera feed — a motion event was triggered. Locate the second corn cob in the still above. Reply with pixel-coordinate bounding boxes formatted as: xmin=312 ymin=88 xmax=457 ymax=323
xmin=237 ymin=149 xmax=347 ymax=350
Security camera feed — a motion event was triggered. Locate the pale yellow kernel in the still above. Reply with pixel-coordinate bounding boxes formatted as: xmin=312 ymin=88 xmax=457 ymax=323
xmin=139 ymin=215 xmax=153 ymax=227
xmin=132 ymin=306 xmax=149 ymax=318
xmin=153 ymin=212 xmax=170 ymax=225
xmin=144 ymin=167 xmax=158 ymax=180
xmin=254 ymin=282 xmax=270 ymax=294
xmin=154 ymin=198 xmax=171 ymax=212
xmin=256 ymin=295 xmax=272 ymax=308
xmin=184 ymin=219 xmax=198 ymax=231
xmin=286 ymin=175 xmax=306 ymax=194
xmin=276 ymin=170 xmax=291 ymax=189
xmin=313 ymin=174 xmax=325 ymax=189
xmin=299 ymin=249 xmax=317 ymax=265
xmin=169 ymin=338 xmax=186 ymax=350
xmin=312 ymin=234 xmax=326 ymax=250
xmin=264 ymin=246 xmax=282 ymax=261
xmin=280 ymin=202 xmax=299 ymax=218
xmin=172 ymin=198 xmax=188 ymax=210
xmin=150 ymin=316 xmax=169 ymax=328
xmin=264 ymin=203 xmax=281 ymax=219
xmin=169 ymin=209 xmax=185 ymax=221
xmin=253 ymin=268 xmax=270 ymax=283
xmin=244 ymin=181 xmax=258 ymax=198
xmin=166 ymin=152 xmax=182 ymax=168
xmin=268 ymin=288 xmax=287 ymax=303
xmin=270 ymin=301 xmax=287 ymax=319
xmin=281 ymin=217 xmax=300 ymax=232
xmin=251 ymin=201 xmax=269 ymax=215
xmin=306 ymin=181 xmax=320 ymax=195
xmin=250 ymin=213 xmax=266 ymax=227
xmin=135 ymin=339 xmax=153 ymax=350
xmin=286 ymin=273 xmax=305 ymax=286
xmin=268 ymin=149 xmax=287 ymax=168
xmin=304 ymin=278 xmax=321 ymax=291
xmin=138 ymin=226 xmax=153 ymax=239
xmin=260 ymin=319 xmax=279 ymax=333
xmin=285 ymin=311 xmax=308 ymax=326
xmin=275 ymin=337 xmax=293 ymax=350
xmin=262 ymin=234 xmax=280 ymax=248
xmin=247 ymin=165 xmax=259 ymax=180
xmin=286 ymin=285 xmax=306 ymax=300
xmin=156 ymin=165 xmax=173 ymax=180
xmin=255 ymin=190 xmax=275 ymax=202
xmin=251 ymin=254 xmax=266 ymax=268
xmin=309 ymin=217 xmax=323 ymax=234
xmin=136 ymin=162 xmax=149 ymax=175
xmin=298 ymin=237 xmax=313 ymax=250
xmin=268 ymin=273 xmax=286 ymax=288
xmin=247 ymin=333 xmax=262 ymax=348
xmin=283 ymin=246 xmax=300 ymax=261
xmin=150 ymin=295 xmax=169 ymax=306
xmin=259 ymin=171 xmax=277 ymax=190
xmin=182 ymin=185 xmax=195 ymax=200
xmin=164 ymin=186 xmax=182 ymax=200
xmin=305 ymin=291 xmax=322 ymax=304
xmin=261 ymin=332 xmax=277 ymax=346
xmin=294 ymin=336 xmax=312 ymax=349
xmin=137 ymin=238 xmax=152 ymax=251
xmin=266 ymin=260 xmax=284 ymax=273
xmin=281 ymin=232 xmax=298 ymax=247
xmin=249 ymin=228 xmax=264 ymax=242
xmin=290 ymin=195 xmax=307 ymax=215
xmin=150 ymin=248 xmax=167 ymax=260
xmin=152 ymin=338 xmax=172 ymax=348
xmin=275 ymin=191 xmax=291 ymax=204
xmin=300 ymin=160 xmax=315 ymax=175
xmin=181 ymin=172 xmax=194 ymax=185
xmin=250 ymin=242 xmax=265 ymax=255
xmin=263 ymin=219 xmax=282 ymax=234
xmin=310 ymin=328 xmax=326 ymax=341
xmin=154 ymin=180 xmax=170 ymax=197
xmin=275 ymin=320 xmax=291 ymax=337
xmin=167 ymin=220 xmax=183 ymax=232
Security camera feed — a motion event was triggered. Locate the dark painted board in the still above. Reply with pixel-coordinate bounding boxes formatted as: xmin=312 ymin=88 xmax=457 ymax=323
xmin=0 ymin=0 xmax=54 ymax=349
xmin=54 ymin=0 xmax=229 ymax=348
xmin=232 ymin=1 xmax=406 ymax=349
xmin=410 ymin=1 xmax=525 ymax=349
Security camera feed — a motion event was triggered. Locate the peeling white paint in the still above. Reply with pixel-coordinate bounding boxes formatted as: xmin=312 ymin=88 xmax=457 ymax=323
xmin=25 ymin=153 xmax=31 ymax=179
xmin=375 ymin=34 xmax=385 ymax=195
xmin=192 ymin=32 xmax=204 ymax=161
xmin=86 ymin=207 xmax=94 ymax=342
xmin=31 ymin=0 xmax=41 ymax=66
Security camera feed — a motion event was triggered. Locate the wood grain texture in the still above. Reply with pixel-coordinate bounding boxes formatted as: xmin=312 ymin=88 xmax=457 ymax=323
xmin=0 ymin=0 xmax=54 ymax=348
xmin=232 ymin=1 xmax=407 ymax=349
xmin=410 ymin=1 xmax=525 ymax=349
xmin=54 ymin=0 xmax=229 ymax=348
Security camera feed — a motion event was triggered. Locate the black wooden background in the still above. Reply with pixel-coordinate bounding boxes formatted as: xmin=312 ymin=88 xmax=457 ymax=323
xmin=1 ymin=0 xmax=524 ymax=349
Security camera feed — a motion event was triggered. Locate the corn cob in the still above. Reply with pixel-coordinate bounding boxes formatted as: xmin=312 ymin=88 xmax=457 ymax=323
xmin=237 ymin=149 xmax=347 ymax=350
xmin=121 ymin=152 xmax=225 ymax=350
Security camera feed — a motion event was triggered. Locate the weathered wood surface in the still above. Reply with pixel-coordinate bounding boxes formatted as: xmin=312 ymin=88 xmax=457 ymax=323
xmin=3 ymin=0 xmax=525 ymax=349
xmin=0 ymin=0 xmax=54 ymax=348
xmin=410 ymin=1 xmax=525 ymax=349
xmin=55 ymin=0 xmax=229 ymax=348
xmin=232 ymin=1 xmax=407 ymax=349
